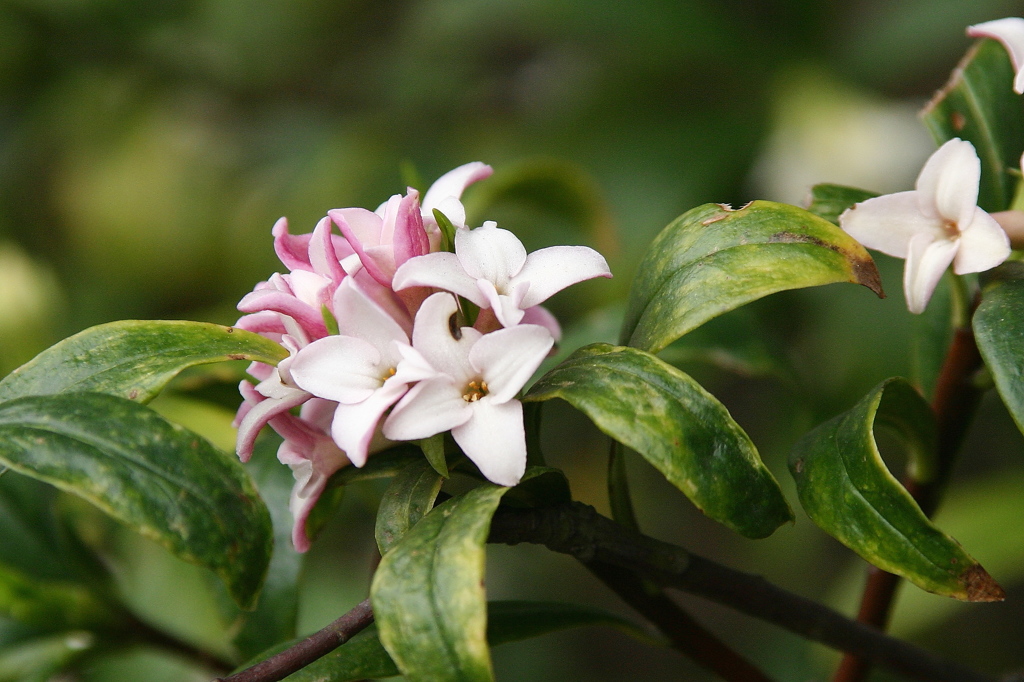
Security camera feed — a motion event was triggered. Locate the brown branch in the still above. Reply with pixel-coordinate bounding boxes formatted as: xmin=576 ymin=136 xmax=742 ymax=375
xmin=489 ymin=501 xmax=997 ymax=682
xmin=587 ymin=562 xmax=776 ymax=682
xmin=835 ymin=310 xmax=988 ymax=682
xmin=213 ymin=598 xmax=374 ymax=682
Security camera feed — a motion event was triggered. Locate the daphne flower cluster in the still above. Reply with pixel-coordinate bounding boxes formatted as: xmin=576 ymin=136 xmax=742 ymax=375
xmin=233 ymin=163 xmax=612 ymax=550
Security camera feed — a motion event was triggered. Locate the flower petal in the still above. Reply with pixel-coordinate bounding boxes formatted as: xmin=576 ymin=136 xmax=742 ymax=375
xmin=330 ymin=207 xmax=392 ymax=285
xmin=392 ymin=190 xmax=430 ymax=268
xmin=290 ymin=335 xmax=383 ymax=404
xmin=451 ymin=399 xmax=526 ymax=486
xmin=272 ymin=217 xmax=314 ymax=271
xmin=422 ymin=162 xmax=493 ymax=214
xmin=383 ymin=377 xmax=471 ymax=441
xmin=953 ymin=208 xmax=1011 ymax=274
xmin=409 ymin=292 xmax=480 ymax=380
xmin=903 ymin=232 xmax=959 ymax=314
xmin=516 ymin=245 xmax=613 ymax=309
xmin=839 ymin=191 xmax=941 ymax=258
xmin=969 ymin=17 xmax=1024 ymax=93
xmin=520 ymin=305 xmax=562 ymax=342
xmin=332 ymin=278 xmax=409 ymax=366
xmin=915 ymin=138 xmax=981 ymax=227
xmin=235 ymin=384 xmax=311 ymax=462
xmin=469 ymin=324 xmax=553 ymax=403
xmin=329 ymin=378 xmax=408 ymax=466
xmin=454 ymin=222 xmax=527 ymax=287
xmin=308 ymin=216 xmax=349 ymax=284
xmin=392 ymin=252 xmax=488 ymax=306
xmin=475 ymin=278 xmax=527 ymax=327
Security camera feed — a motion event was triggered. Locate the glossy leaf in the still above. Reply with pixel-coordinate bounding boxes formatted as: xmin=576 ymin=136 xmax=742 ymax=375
xmin=619 ymin=201 xmax=883 ymax=353
xmin=525 ymin=344 xmax=793 ymax=538
xmin=921 ymin=38 xmax=1024 ymax=213
xmin=375 ymin=459 xmax=444 ymax=555
xmin=0 ymin=393 xmax=272 ymax=609
xmin=371 ymin=484 xmax=507 ymax=682
xmin=805 ymin=184 xmax=878 ymax=226
xmin=239 ymin=601 xmax=650 ymax=682
xmin=0 ymin=320 xmax=287 ymax=404
xmin=789 ymin=378 xmax=1003 ymax=601
xmin=975 ymin=261 xmax=1024 ymax=437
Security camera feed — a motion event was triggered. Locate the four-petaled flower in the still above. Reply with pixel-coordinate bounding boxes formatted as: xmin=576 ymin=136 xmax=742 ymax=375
xmin=839 ymin=138 xmax=1010 ymax=314
xmin=383 ymin=292 xmax=554 ymax=486
xmin=392 ymin=221 xmax=612 ymax=328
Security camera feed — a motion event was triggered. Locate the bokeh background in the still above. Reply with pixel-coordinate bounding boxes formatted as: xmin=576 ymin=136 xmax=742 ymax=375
xmin=2 ymin=0 xmax=1024 ymax=680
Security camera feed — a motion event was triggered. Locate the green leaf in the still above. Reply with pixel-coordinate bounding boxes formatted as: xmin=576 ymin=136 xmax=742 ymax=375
xmin=619 ymin=201 xmax=883 ymax=353
xmin=420 ymin=434 xmax=449 ymax=478
xmin=0 ymin=632 xmax=95 ymax=682
xmin=375 ymin=459 xmax=444 ymax=555
xmin=0 ymin=393 xmax=273 ymax=609
xmin=921 ymin=38 xmax=1024 ymax=213
xmin=0 ymin=320 xmax=287 ymax=404
xmin=789 ymin=378 xmax=1003 ymax=601
xmin=975 ymin=261 xmax=1024 ymax=438
xmin=805 ymin=184 xmax=879 ymax=226
xmin=371 ymin=484 xmax=507 ymax=681
xmin=525 ymin=344 xmax=793 ymax=539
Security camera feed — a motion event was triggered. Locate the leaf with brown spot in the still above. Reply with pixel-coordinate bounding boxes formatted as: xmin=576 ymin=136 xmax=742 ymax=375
xmin=620 ymin=201 xmax=883 ymax=354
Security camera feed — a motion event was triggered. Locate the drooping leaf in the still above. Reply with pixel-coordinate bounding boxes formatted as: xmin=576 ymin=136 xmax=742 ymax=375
xmin=371 ymin=469 xmax=555 ymax=682
xmin=237 ymin=601 xmax=651 ymax=682
xmin=921 ymin=38 xmax=1024 ymax=213
xmin=526 ymin=344 xmax=793 ymax=539
xmin=0 ymin=393 xmax=273 ymax=609
xmin=420 ymin=433 xmax=449 ymax=478
xmin=371 ymin=484 xmax=507 ymax=682
xmin=805 ymin=184 xmax=879 ymax=226
xmin=0 ymin=320 xmax=287 ymax=405
xmin=375 ymin=459 xmax=444 ymax=555
xmin=0 ymin=631 xmax=95 ymax=682
xmin=975 ymin=262 xmax=1024 ymax=438
xmin=619 ymin=201 xmax=883 ymax=353
xmin=789 ymin=378 xmax=1003 ymax=601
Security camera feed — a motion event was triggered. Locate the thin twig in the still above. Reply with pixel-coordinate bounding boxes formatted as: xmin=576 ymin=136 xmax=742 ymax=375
xmin=835 ymin=305 xmax=987 ymax=682
xmin=489 ymin=501 xmax=997 ymax=682
xmin=214 ymin=598 xmax=374 ymax=682
xmin=587 ymin=562 xmax=777 ymax=682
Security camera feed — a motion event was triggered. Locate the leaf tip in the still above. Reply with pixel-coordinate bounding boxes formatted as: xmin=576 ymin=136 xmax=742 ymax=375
xmin=851 ymin=255 xmax=885 ymax=298
xmin=962 ymin=564 xmax=1006 ymax=602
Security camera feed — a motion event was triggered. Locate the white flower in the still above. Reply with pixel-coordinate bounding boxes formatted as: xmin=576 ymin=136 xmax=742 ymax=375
xmin=288 ymin=278 xmax=425 ymax=467
xmin=392 ymin=221 xmax=612 ymax=327
xmin=839 ymin=138 xmax=1010 ymax=313
xmin=968 ymin=18 xmax=1024 ymax=93
xmin=383 ymin=292 xmax=554 ymax=486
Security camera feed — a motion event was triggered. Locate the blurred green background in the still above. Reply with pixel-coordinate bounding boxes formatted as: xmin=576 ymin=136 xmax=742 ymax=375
xmin=2 ymin=0 xmax=1024 ymax=680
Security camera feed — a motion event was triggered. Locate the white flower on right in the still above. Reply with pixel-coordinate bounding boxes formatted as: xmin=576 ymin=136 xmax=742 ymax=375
xmin=839 ymin=138 xmax=1010 ymax=314
xmin=968 ymin=18 xmax=1024 ymax=93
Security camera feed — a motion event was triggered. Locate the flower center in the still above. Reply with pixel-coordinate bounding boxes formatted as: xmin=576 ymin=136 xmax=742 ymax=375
xmin=462 ymin=379 xmax=489 ymax=402
xmin=382 ymin=366 xmax=397 ymax=382
xmin=942 ymin=219 xmax=960 ymax=238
